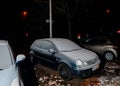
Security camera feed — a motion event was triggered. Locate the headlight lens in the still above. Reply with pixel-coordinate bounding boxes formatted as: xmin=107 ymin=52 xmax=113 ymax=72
xmin=11 ymin=78 xmax=20 ymax=86
xmin=83 ymin=62 xmax=88 ymax=66
xmin=76 ymin=60 xmax=83 ymax=67
xmin=76 ymin=60 xmax=88 ymax=67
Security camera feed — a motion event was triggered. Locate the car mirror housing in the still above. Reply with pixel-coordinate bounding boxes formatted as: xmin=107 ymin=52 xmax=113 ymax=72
xmin=49 ymin=49 xmax=56 ymax=54
xmin=16 ymin=54 xmax=26 ymax=64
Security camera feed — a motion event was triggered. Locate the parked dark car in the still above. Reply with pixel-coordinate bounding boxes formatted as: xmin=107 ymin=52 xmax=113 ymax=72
xmin=79 ymin=36 xmax=120 ymax=61
xmin=29 ymin=38 xmax=101 ymax=80
xmin=0 ymin=40 xmax=25 ymax=86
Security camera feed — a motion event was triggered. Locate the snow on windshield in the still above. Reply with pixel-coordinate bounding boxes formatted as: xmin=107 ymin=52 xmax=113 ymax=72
xmin=52 ymin=39 xmax=81 ymax=52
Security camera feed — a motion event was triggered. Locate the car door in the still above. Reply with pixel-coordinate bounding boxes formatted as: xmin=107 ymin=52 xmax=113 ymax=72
xmin=83 ymin=38 xmax=107 ymax=54
xmin=81 ymin=38 xmax=100 ymax=53
xmin=92 ymin=38 xmax=108 ymax=54
xmin=39 ymin=40 xmax=58 ymax=64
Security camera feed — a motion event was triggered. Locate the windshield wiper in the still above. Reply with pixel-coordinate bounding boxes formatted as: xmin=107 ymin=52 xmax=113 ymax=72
xmin=61 ymin=49 xmax=80 ymax=52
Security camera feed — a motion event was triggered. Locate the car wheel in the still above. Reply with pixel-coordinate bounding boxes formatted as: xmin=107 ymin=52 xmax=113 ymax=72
xmin=103 ymin=51 xmax=115 ymax=61
xmin=58 ymin=63 xmax=72 ymax=81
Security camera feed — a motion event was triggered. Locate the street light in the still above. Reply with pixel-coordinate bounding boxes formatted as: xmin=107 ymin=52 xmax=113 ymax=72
xmin=106 ymin=9 xmax=110 ymax=15
xmin=49 ymin=0 xmax=52 ymax=38
xmin=21 ymin=10 xmax=28 ymax=17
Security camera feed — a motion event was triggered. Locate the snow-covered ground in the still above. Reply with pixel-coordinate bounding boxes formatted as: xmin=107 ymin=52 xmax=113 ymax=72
xmin=34 ymin=60 xmax=120 ymax=86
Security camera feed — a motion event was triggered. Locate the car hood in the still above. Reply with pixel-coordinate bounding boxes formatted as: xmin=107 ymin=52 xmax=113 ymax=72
xmin=0 ymin=65 xmax=18 ymax=86
xmin=61 ymin=48 xmax=98 ymax=62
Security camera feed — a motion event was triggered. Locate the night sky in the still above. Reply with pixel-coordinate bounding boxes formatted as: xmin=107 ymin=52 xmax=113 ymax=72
xmin=1 ymin=0 xmax=119 ymax=41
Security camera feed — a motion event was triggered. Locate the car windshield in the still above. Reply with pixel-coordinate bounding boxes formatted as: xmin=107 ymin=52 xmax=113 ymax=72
xmin=0 ymin=45 xmax=13 ymax=70
xmin=53 ymin=39 xmax=82 ymax=52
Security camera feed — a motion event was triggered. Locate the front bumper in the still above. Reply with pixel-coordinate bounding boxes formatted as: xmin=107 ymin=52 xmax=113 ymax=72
xmin=71 ymin=64 xmax=100 ymax=78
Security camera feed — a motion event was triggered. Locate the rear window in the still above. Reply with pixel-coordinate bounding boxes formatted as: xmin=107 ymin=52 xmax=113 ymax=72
xmin=32 ymin=40 xmax=43 ymax=48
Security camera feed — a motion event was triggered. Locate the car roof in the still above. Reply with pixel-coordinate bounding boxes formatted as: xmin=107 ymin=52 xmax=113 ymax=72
xmin=36 ymin=38 xmax=70 ymax=42
xmin=0 ymin=40 xmax=8 ymax=46
xmin=0 ymin=40 xmax=13 ymax=69
xmin=34 ymin=38 xmax=81 ymax=51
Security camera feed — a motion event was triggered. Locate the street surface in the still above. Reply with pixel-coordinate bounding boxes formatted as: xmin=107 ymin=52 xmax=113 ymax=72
xmin=34 ymin=59 xmax=120 ymax=86
xmin=20 ymin=55 xmax=120 ymax=86
xmin=18 ymin=45 xmax=120 ymax=86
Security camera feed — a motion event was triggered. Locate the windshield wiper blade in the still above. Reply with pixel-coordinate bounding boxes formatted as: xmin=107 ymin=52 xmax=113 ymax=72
xmin=61 ymin=49 xmax=80 ymax=52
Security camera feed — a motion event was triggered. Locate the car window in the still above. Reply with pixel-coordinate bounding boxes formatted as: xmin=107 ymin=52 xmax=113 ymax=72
xmin=0 ymin=45 xmax=12 ymax=70
xmin=53 ymin=39 xmax=81 ymax=52
xmin=85 ymin=39 xmax=93 ymax=44
xmin=84 ymin=38 xmax=97 ymax=44
xmin=98 ymin=38 xmax=107 ymax=44
xmin=82 ymin=38 xmax=107 ymax=44
xmin=42 ymin=41 xmax=55 ymax=50
xmin=34 ymin=40 xmax=43 ymax=48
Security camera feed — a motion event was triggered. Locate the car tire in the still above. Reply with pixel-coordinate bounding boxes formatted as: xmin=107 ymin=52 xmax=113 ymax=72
xmin=103 ymin=51 xmax=115 ymax=61
xmin=58 ymin=63 xmax=72 ymax=81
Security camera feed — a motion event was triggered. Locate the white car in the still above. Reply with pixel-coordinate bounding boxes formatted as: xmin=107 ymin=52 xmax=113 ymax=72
xmin=30 ymin=38 xmax=101 ymax=80
xmin=0 ymin=40 xmax=25 ymax=86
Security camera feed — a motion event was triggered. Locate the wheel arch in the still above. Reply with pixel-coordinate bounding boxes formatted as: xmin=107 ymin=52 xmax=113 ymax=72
xmin=103 ymin=50 xmax=116 ymax=61
xmin=57 ymin=61 xmax=73 ymax=80
xmin=58 ymin=60 xmax=72 ymax=69
xmin=103 ymin=48 xmax=117 ymax=58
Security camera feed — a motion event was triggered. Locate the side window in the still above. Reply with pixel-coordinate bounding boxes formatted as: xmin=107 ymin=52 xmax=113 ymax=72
xmin=98 ymin=39 xmax=107 ymax=44
xmin=86 ymin=38 xmax=98 ymax=44
xmin=42 ymin=41 xmax=54 ymax=50
xmin=85 ymin=39 xmax=92 ymax=44
xmin=80 ymin=39 xmax=90 ymax=44
xmin=33 ymin=40 xmax=43 ymax=48
xmin=84 ymin=39 xmax=95 ymax=44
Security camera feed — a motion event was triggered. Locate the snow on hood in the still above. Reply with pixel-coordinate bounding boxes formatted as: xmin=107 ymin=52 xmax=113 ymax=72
xmin=0 ymin=65 xmax=18 ymax=86
xmin=61 ymin=48 xmax=98 ymax=62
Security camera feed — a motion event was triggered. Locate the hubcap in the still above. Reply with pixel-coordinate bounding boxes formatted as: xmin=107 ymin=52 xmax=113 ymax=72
xmin=105 ymin=52 xmax=113 ymax=61
xmin=60 ymin=68 xmax=67 ymax=77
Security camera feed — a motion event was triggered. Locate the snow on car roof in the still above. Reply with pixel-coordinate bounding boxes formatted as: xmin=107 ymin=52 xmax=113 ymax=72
xmin=0 ymin=40 xmax=8 ymax=46
xmin=36 ymin=38 xmax=81 ymax=51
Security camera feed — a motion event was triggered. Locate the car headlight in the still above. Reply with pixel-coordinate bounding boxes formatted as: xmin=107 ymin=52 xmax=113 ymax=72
xmin=11 ymin=78 xmax=20 ymax=86
xmin=76 ymin=60 xmax=88 ymax=67
xmin=76 ymin=60 xmax=83 ymax=67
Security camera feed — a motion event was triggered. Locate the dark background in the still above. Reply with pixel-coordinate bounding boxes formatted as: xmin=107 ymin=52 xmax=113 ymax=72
xmin=0 ymin=0 xmax=120 ymax=52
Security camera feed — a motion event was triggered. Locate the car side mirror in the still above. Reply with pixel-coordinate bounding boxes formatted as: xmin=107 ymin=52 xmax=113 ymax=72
xmin=16 ymin=54 xmax=26 ymax=64
xmin=49 ymin=49 xmax=56 ymax=54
